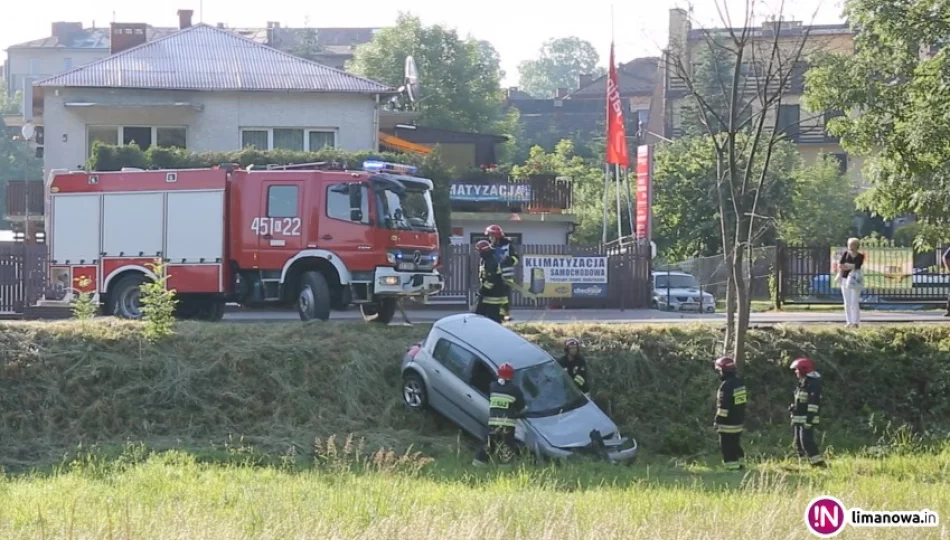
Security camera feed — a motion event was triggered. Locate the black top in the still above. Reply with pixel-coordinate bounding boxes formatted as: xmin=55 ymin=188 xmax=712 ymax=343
xmin=558 ymin=354 xmax=591 ymax=393
xmin=839 ymin=251 xmax=864 ymax=279
xmin=715 ymin=372 xmax=747 ymax=428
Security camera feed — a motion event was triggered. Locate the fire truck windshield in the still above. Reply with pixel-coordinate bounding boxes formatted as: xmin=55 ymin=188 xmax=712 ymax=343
xmin=377 ymin=187 xmax=436 ymax=232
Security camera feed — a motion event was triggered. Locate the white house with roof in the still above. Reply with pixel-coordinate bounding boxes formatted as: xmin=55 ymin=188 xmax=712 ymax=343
xmin=33 ymin=22 xmax=395 ymax=172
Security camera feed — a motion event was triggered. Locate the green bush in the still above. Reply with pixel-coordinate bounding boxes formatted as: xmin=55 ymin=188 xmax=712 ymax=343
xmin=86 ymin=144 xmax=454 ymax=245
xmin=140 ymin=259 xmax=178 ymax=342
xmin=0 ymin=321 xmax=948 ymax=469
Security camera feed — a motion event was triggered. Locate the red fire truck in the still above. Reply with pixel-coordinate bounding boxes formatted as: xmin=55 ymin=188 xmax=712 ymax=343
xmin=39 ymin=160 xmax=444 ymax=323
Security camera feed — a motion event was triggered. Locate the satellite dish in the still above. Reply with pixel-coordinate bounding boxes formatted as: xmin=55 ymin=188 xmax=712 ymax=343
xmin=21 ymin=122 xmax=35 ymax=141
xmin=404 ymin=55 xmax=420 ymax=103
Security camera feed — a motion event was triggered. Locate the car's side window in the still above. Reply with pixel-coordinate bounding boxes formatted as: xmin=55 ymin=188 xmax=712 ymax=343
xmin=432 ymin=338 xmax=476 ymax=379
xmin=468 ymin=360 xmax=495 ymax=397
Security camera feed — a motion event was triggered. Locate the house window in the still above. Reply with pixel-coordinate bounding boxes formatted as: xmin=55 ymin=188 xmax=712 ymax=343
xmin=777 ymin=104 xmax=801 ymax=141
xmin=241 ymin=128 xmax=337 ymax=151
xmin=830 ymin=152 xmax=848 ymax=175
xmin=86 ymin=125 xmax=187 ymax=156
xmin=267 ymin=185 xmax=298 ymax=218
xmin=326 ymin=183 xmax=370 ymax=224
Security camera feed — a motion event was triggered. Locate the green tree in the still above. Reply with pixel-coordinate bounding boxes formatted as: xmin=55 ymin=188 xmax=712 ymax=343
xmin=348 ymin=13 xmax=506 ymax=134
xmin=0 ymin=116 xmax=44 ymax=228
xmin=651 ymin=135 xmax=800 ymax=263
xmin=511 ymin=139 xmax=626 ymax=244
xmin=0 ymin=79 xmax=21 ymax=115
xmin=291 ymin=23 xmax=324 ymax=62
xmin=777 ymin=154 xmax=858 ymax=246
xmin=517 ymin=37 xmax=606 ymax=99
xmin=803 ymin=0 xmax=950 ymax=243
xmin=665 ymin=0 xmax=815 ymax=363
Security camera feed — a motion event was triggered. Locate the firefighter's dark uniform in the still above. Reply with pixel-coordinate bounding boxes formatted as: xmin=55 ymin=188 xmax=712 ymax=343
xmin=475 ymin=251 xmax=509 ymax=323
xmin=715 ymin=371 xmax=747 ymax=470
xmin=494 ymin=238 xmax=518 ymax=320
xmin=558 ymin=354 xmax=590 ymax=394
xmin=790 ymin=372 xmax=825 ymax=466
xmin=474 ymin=380 xmax=527 ymax=465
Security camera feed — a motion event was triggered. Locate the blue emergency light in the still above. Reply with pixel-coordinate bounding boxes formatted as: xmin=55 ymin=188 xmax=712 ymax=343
xmin=362 ymin=160 xmax=418 ymax=176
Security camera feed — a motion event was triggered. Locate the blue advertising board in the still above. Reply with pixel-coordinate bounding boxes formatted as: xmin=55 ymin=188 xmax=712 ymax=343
xmin=450 ymin=183 xmax=532 ymax=203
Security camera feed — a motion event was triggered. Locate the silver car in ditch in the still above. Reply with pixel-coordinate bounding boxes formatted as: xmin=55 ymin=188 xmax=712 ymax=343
xmin=400 ymin=313 xmax=638 ymax=463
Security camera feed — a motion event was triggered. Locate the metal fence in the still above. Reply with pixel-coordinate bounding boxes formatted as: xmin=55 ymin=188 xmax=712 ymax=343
xmin=777 ymin=243 xmax=950 ymax=306
xmin=0 ymin=242 xmax=48 ymax=315
xmin=656 ymin=247 xmax=776 ymax=302
xmin=434 ymin=242 xmax=653 ymax=309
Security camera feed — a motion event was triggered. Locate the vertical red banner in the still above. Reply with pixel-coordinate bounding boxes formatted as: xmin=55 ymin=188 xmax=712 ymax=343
xmin=635 ymin=145 xmax=653 ymax=241
xmin=606 ymin=43 xmax=629 ymax=167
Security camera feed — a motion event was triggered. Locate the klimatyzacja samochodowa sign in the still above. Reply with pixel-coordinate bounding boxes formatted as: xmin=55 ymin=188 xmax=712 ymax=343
xmin=521 ymin=255 xmax=608 ymax=298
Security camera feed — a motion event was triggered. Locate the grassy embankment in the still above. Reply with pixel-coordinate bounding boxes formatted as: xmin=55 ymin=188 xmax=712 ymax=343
xmin=0 ymin=320 xmax=947 ymax=538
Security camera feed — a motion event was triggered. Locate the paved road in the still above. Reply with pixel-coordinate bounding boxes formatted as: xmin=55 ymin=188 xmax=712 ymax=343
xmin=223 ymin=307 xmax=950 ymax=325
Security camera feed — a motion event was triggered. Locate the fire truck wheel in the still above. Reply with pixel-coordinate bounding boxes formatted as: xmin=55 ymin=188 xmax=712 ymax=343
xmin=197 ymin=298 xmax=225 ymax=322
xmin=298 ymin=271 xmax=331 ymax=322
xmin=110 ymin=273 xmax=147 ymax=320
xmin=360 ymin=297 xmax=397 ymax=324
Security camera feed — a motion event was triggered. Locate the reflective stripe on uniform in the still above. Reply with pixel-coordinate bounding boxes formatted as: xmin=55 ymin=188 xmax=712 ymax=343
xmin=733 ymin=387 xmax=748 ymax=405
xmin=810 ymin=416 xmax=820 ymax=425
xmin=489 ymin=393 xmax=517 ymax=408
xmin=716 ymin=408 xmax=729 ymax=417
xmin=807 ymin=404 xmax=819 ymax=412
xmin=724 ymin=461 xmax=742 ymax=470
xmin=809 ymin=455 xmax=824 ymax=464
xmin=488 ymin=417 xmax=516 ymax=427
xmin=716 ymin=424 xmax=744 ymax=433
xmin=791 ymin=415 xmax=807 ymax=424
xmin=482 ymin=297 xmax=508 ymax=304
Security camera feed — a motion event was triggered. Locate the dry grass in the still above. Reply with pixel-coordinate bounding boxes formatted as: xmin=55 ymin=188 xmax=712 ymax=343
xmin=0 ymin=446 xmax=947 ymax=539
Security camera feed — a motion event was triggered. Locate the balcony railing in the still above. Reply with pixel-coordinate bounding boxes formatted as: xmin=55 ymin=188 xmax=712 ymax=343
xmin=449 ymin=174 xmax=573 ymax=213
xmin=4 ymin=180 xmax=45 ymax=220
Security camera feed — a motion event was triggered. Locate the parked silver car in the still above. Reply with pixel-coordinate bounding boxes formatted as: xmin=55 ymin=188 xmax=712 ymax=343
xmin=400 ymin=313 xmax=638 ymax=463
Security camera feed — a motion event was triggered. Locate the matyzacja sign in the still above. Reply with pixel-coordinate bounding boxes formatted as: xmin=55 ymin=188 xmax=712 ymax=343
xmin=449 ymin=183 xmax=532 ymax=202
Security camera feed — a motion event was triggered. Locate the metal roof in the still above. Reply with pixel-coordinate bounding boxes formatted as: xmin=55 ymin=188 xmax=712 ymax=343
xmin=434 ymin=314 xmax=552 ymax=369
xmin=34 ymin=24 xmax=394 ymax=94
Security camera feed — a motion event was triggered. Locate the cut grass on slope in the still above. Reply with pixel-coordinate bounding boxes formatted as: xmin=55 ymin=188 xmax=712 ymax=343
xmin=3 ymin=320 xmax=950 ymax=470
xmin=0 ymin=446 xmax=947 ymax=540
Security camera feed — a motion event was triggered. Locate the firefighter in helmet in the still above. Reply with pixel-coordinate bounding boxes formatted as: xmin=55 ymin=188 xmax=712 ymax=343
xmin=473 ymin=362 xmax=526 ymax=466
xmin=474 ymin=240 xmax=509 ymax=324
xmin=485 ymin=224 xmax=518 ymax=322
xmin=558 ymin=338 xmax=591 ymax=396
xmin=789 ymin=357 xmax=827 ymax=467
xmin=714 ymin=356 xmax=747 ymax=471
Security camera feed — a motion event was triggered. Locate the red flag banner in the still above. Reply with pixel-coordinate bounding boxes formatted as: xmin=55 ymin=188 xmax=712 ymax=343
xmin=635 ymin=145 xmax=653 ymax=240
xmin=606 ymin=43 xmax=629 ymax=167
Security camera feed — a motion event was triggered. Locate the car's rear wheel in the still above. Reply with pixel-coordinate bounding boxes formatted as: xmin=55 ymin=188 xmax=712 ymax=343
xmin=402 ymin=372 xmax=428 ymax=409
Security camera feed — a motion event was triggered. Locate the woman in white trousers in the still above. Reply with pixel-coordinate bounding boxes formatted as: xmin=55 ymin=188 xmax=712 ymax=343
xmin=838 ymin=237 xmax=865 ymax=328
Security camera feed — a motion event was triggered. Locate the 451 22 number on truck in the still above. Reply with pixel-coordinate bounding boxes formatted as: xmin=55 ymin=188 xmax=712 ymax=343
xmin=37 ymin=160 xmax=444 ymax=323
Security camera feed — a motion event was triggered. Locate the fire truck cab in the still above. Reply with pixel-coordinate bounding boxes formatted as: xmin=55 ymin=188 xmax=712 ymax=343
xmin=41 ymin=160 xmax=444 ymax=323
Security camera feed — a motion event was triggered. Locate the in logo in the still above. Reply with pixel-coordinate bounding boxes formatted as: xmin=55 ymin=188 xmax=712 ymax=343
xmin=805 ymin=496 xmax=846 ymax=538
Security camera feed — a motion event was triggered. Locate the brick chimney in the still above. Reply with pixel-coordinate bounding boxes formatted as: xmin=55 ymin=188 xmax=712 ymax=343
xmin=111 ymin=23 xmax=148 ymax=55
xmin=555 ymin=87 xmax=569 ymax=98
xmin=578 ymin=73 xmax=593 ymax=89
xmin=177 ymin=9 xmax=194 ymax=30
xmin=51 ymin=22 xmax=83 ymax=42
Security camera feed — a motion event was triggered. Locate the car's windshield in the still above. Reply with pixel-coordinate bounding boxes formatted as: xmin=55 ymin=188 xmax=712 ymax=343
xmin=514 ymin=359 xmax=587 ymax=418
xmin=655 ymin=274 xmax=700 ymax=289
xmin=378 ymin=188 xmax=436 ymax=232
